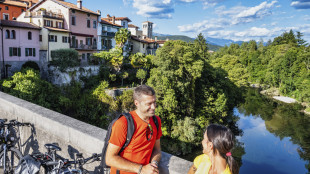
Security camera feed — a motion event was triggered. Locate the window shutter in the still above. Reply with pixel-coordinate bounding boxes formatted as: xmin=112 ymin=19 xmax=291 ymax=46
xmin=9 ymin=47 xmax=13 ymax=56
xmin=18 ymin=48 xmax=21 ymax=57
xmin=25 ymin=48 xmax=28 ymax=57
xmin=55 ymin=36 xmax=57 ymax=42
xmin=68 ymin=37 xmax=71 ymax=44
xmin=33 ymin=48 xmax=36 ymax=57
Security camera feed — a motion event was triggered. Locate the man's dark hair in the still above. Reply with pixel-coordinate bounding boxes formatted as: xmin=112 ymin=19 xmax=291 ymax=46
xmin=133 ymin=85 xmax=155 ymax=101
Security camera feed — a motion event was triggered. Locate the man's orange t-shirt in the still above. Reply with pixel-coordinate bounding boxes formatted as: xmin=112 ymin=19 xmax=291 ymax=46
xmin=109 ymin=111 xmax=162 ymax=174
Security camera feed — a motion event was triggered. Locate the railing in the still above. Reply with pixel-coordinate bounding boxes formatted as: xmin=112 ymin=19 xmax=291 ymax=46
xmin=25 ymin=11 xmax=64 ymax=19
xmin=71 ymin=44 xmax=97 ymax=50
xmin=101 ymin=32 xmax=115 ymax=37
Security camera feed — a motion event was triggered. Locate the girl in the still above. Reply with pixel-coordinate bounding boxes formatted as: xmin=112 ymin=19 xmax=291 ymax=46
xmin=187 ymin=124 xmax=239 ymax=174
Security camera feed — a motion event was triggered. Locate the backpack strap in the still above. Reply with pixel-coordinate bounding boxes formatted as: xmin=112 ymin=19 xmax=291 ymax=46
xmin=119 ymin=113 xmax=135 ymax=154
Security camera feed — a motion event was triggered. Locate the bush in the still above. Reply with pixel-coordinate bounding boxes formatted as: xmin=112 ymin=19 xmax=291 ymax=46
xmin=50 ymin=49 xmax=80 ymax=72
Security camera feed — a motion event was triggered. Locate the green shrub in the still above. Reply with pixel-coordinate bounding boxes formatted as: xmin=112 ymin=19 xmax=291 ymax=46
xmin=50 ymin=49 xmax=80 ymax=72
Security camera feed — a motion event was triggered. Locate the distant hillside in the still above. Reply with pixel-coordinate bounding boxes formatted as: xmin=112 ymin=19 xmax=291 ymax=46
xmin=153 ymin=35 xmax=222 ymax=51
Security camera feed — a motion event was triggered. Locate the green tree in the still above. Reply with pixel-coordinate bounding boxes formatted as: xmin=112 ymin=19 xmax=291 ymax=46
xmin=115 ymin=28 xmax=131 ymax=53
xmin=194 ymin=33 xmax=208 ymax=60
xmin=136 ymin=69 xmax=147 ymax=85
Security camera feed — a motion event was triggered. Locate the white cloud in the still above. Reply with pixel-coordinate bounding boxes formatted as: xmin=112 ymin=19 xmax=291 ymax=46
xmin=291 ymin=0 xmax=310 ymax=9
xmin=132 ymin=0 xmax=174 ymax=19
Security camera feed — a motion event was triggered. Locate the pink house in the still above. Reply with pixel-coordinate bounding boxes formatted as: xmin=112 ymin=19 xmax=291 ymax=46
xmin=28 ymin=0 xmax=100 ymax=63
xmin=0 ymin=20 xmax=40 ymax=77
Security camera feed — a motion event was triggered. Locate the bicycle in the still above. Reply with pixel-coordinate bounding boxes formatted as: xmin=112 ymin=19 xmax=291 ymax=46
xmin=31 ymin=143 xmax=101 ymax=174
xmin=0 ymin=119 xmax=32 ymax=174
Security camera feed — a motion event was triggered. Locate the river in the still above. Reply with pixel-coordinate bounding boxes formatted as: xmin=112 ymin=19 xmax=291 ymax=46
xmin=236 ymin=89 xmax=310 ymax=174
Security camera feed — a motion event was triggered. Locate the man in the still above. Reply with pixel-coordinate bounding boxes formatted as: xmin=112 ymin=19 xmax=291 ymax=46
xmin=106 ymin=85 xmax=162 ymax=174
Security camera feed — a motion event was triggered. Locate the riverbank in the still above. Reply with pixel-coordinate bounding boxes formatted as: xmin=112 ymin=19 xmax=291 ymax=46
xmin=260 ymin=87 xmax=310 ymax=116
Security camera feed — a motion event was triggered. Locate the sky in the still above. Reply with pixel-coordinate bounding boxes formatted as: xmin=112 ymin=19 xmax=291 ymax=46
xmin=66 ymin=0 xmax=310 ymax=43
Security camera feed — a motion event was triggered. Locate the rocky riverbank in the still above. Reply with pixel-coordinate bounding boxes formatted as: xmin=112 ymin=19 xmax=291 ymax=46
xmin=260 ymin=87 xmax=310 ymax=116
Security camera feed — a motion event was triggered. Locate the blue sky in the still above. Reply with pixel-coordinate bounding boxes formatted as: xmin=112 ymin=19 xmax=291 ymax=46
xmin=67 ymin=0 xmax=310 ymax=43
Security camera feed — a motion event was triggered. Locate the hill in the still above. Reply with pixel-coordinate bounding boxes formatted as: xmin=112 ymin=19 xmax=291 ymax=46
xmin=153 ymin=35 xmax=222 ymax=51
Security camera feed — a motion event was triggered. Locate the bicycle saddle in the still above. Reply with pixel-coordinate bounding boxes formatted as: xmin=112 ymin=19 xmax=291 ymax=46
xmin=44 ymin=143 xmax=61 ymax=151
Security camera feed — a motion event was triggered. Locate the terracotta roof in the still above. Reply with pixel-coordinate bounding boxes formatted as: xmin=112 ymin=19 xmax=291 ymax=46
xmin=30 ymin=0 xmax=100 ymax=15
xmin=128 ymin=24 xmax=139 ymax=29
xmin=1 ymin=0 xmax=27 ymax=7
xmin=44 ymin=26 xmax=70 ymax=32
xmin=131 ymin=35 xmax=157 ymax=44
xmin=0 ymin=20 xmax=40 ymax=29
xmin=100 ymin=18 xmax=122 ymax=27
xmin=102 ymin=16 xmax=132 ymax=22
xmin=156 ymin=40 xmax=166 ymax=44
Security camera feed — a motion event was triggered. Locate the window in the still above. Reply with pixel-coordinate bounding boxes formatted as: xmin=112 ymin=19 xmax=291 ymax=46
xmin=82 ymin=53 xmax=85 ymax=60
xmin=3 ymin=14 xmax=9 ymax=20
xmin=72 ymin=9 xmax=75 ymax=13
xmin=48 ymin=35 xmax=57 ymax=42
xmin=39 ymin=35 xmax=42 ymax=42
xmin=5 ymin=30 xmax=10 ymax=39
xmin=28 ymin=32 xmax=32 ymax=40
xmin=5 ymin=6 xmax=8 ymax=10
xmin=87 ymin=19 xmax=90 ymax=28
xmin=72 ymin=16 xmax=76 ymax=25
xmin=9 ymin=47 xmax=21 ymax=57
xmin=25 ymin=48 xmax=36 ymax=57
xmin=58 ymin=22 xmax=63 ymax=29
xmin=22 ymin=9 xmax=24 ymax=12
xmin=44 ymin=20 xmax=51 ymax=27
xmin=87 ymin=53 xmax=91 ymax=60
xmin=107 ymin=26 xmax=111 ymax=32
xmin=86 ymin=38 xmax=92 ymax=45
xmin=62 ymin=36 xmax=68 ymax=43
xmin=11 ymin=30 xmax=16 ymax=39
xmin=143 ymin=44 xmax=145 ymax=48
xmin=123 ymin=22 xmax=126 ymax=27
xmin=93 ymin=21 xmax=96 ymax=28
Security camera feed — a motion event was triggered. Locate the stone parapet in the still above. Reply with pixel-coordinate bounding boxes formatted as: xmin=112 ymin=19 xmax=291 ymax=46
xmin=0 ymin=91 xmax=192 ymax=173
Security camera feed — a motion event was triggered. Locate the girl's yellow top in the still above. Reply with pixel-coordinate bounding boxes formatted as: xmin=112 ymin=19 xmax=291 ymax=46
xmin=194 ymin=154 xmax=231 ymax=174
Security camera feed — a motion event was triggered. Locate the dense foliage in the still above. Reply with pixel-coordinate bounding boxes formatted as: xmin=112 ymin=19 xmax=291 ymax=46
xmin=210 ymin=30 xmax=310 ymax=103
xmin=50 ymin=49 xmax=80 ymax=72
xmin=147 ymin=39 xmax=242 ymax=154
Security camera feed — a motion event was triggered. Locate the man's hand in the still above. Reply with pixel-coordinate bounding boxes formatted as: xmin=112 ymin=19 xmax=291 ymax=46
xmin=141 ymin=163 xmax=159 ymax=174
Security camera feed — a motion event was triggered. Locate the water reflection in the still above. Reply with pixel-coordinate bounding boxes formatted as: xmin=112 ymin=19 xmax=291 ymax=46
xmin=237 ymin=88 xmax=310 ymax=174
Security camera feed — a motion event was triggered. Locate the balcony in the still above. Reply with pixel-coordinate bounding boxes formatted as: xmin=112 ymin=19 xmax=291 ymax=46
xmin=101 ymin=32 xmax=115 ymax=37
xmin=25 ymin=10 xmax=64 ymax=19
xmin=71 ymin=44 xmax=97 ymax=50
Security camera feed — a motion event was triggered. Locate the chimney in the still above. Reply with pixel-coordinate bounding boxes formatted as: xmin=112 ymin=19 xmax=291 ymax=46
xmin=97 ymin=10 xmax=101 ymax=15
xmin=155 ymin=36 xmax=157 ymax=41
xmin=112 ymin=16 xmax=115 ymax=24
xmin=107 ymin=14 xmax=110 ymax=18
xmin=77 ymin=0 xmax=82 ymax=9
xmin=28 ymin=0 xmax=33 ymax=8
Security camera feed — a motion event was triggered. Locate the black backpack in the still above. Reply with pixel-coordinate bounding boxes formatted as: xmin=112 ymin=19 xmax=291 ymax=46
xmin=100 ymin=113 xmax=159 ymax=173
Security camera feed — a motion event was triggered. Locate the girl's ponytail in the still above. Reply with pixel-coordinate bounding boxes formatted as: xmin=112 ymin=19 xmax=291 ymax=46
xmin=227 ymin=155 xmax=239 ymax=174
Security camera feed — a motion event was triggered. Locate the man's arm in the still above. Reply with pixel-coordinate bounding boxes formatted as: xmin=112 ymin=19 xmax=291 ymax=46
xmin=150 ymin=139 xmax=161 ymax=167
xmin=106 ymin=143 xmax=159 ymax=174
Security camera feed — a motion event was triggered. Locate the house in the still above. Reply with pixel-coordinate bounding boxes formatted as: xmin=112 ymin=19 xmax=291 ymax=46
xmin=0 ymin=0 xmax=27 ymax=20
xmin=97 ymin=17 xmax=122 ymax=51
xmin=0 ymin=20 xmax=40 ymax=77
xmin=18 ymin=7 xmax=70 ymax=62
xmin=128 ymin=21 xmax=158 ymax=55
xmin=23 ymin=0 xmax=100 ymax=63
xmin=102 ymin=14 xmax=131 ymax=29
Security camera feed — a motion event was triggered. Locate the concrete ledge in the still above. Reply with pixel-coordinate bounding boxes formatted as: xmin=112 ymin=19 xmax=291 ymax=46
xmin=0 ymin=91 xmax=192 ymax=173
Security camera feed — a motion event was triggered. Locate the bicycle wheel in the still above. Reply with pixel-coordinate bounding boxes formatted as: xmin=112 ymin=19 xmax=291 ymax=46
xmin=0 ymin=147 xmax=22 ymax=174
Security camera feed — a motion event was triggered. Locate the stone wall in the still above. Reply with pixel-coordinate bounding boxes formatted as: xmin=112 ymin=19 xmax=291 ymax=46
xmin=0 ymin=91 xmax=193 ymax=174
xmin=48 ymin=65 xmax=100 ymax=86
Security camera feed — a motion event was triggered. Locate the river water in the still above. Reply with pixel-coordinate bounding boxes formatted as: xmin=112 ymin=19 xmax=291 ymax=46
xmin=236 ymin=89 xmax=310 ymax=174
